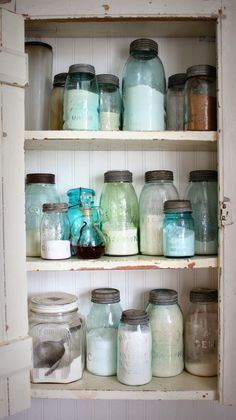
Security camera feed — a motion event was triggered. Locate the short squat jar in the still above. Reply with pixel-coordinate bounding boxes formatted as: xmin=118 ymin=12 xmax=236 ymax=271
xmin=29 ymin=292 xmax=84 ymax=383
xmin=166 ymin=73 xmax=186 ymax=130
xmin=117 ymin=309 xmax=152 ymax=386
xmin=146 ymin=289 xmax=183 ymax=377
xmin=163 ymin=200 xmax=195 ymax=257
xmin=185 ymin=288 xmax=218 ymax=377
xmin=50 ymin=72 xmax=67 ymax=129
xmin=86 ymin=288 xmax=122 ymax=376
xmin=41 ymin=203 xmax=71 ymax=260
xmin=97 ymin=74 xmax=122 ymax=130
xmin=139 ymin=170 xmax=179 ymax=256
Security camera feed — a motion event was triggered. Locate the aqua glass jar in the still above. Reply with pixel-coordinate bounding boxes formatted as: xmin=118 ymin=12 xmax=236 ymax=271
xmin=166 ymin=73 xmax=186 ymax=130
xmin=97 ymin=74 xmax=122 ymax=130
xmin=86 ymin=288 xmax=122 ymax=376
xmin=122 ymin=38 xmax=166 ymax=130
xmin=146 ymin=289 xmax=183 ymax=377
xmin=185 ymin=170 xmax=218 ymax=255
xmin=63 ymin=64 xmax=99 ymax=130
xmin=77 ymin=207 xmax=105 ymax=259
xmin=139 ymin=170 xmax=179 ymax=256
xmin=99 ymin=170 xmax=139 ymax=256
xmin=163 ymin=200 xmax=195 ymax=257
xmin=25 ymin=173 xmax=60 ymax=257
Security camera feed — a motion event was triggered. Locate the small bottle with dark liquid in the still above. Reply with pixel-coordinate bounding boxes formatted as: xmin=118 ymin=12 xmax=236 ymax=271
xmin=77 ymin=207 xmax=105 ymax=259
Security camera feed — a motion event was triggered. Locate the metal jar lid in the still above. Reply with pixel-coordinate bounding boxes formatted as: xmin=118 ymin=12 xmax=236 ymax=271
xmin=149 ymin=289 xmax=178 ymax=305
xmin=104 ymin=170 xmax=132 ymax=183
xmin=68 ymin=64 xmax=95 ymax=75
xmin=190 ymin=288 xmax=218 ymax=303
xmin=189 ymin=170 xmax=218 ymax=182
xmin=168 ymin=73 xmax=187 ymax=88
xmin=42 ymin=203 xmax=68 ymax=212
xmin=130 ymin=38 xmax=158 ymax=54
xmin=145 ymin=170 xmax=173 ymax=182
xmin=97 ymin=74 xmax=119 ymax=87
xmin=91 ymin=288 xmax=120 ymax=304
xmin=121 ymin=309 xmax=149 ymax=325
xmin=53 ymin=72 xmax=68 ymax=87
xmin=164 ymin=199 xmax=192 ymax=212
xmin=25 ymin=41 xmax=52 ymax=50
xmin=26 ymin=173 xmax=55 ymax=184
xmin=186 ymin=64 xmax=216 ymax=79
xmin=30 ymin=292 xmax=78 ymax=314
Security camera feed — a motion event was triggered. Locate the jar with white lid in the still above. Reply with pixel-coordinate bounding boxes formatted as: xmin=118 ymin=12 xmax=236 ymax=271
xmin=29 ymin=292 xmax=84 ymax=383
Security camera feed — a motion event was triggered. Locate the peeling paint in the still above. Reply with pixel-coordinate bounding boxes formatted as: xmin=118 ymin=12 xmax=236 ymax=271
xmin=102 ymin=3 xmax=110 ymax=15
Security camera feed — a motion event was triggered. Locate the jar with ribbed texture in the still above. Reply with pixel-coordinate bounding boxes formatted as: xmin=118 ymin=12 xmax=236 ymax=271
xmin=166 ymin=73 xmax=186 ymax=130
xmin=50 ymin=72 xmax=67 ymax=129
xmin=97 ymin=74 xmax=122 ymax=130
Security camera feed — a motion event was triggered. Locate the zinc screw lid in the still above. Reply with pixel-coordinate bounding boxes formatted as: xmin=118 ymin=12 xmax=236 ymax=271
xmin=68 ymin=64 xmax=95 ymax=75
xmin=42 ymin=203 xmax=68 ymax=212
xmin=190 ymin=288 xmax=218 ymax=303
xmin=91 ymin=288 xmax=120 ymax=304
xmin=26 ymin=173 xmax=55 ymax=184
xmin=97 ymin=74 xmax=119 ymax=87
xmin=168 ymin=73 xmax=186 ymax=88
xmin=121 ymin=309 xmax=149 ymax=325
xmin=164 ymin=199 xmax=192 ymax=212
xmin=53 ymin=72 xmax=68 ymax=87
xmin=149 ymin=288 xmax=178 ymax=305
xmin=186 ymin=64 xmax=216 ymax=79
xmin=145 ymin=170 xmax=174 ymax=182
xmin=189 ymin=170 xmax=217 ymax=182
xmin=130 ymin=38 xmax=158 ymax=54
xmin=104 ymin=170 xmax=133 ymax=183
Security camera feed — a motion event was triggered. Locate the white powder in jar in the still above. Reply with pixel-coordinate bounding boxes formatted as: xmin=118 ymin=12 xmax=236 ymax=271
xmin=102 ymin=224 xmax=138 ymax=256
xmin=87 ymin=327 xmax=118 ymax=376
xmin=185 ymin=356 xmax=217 ymax=377
xmin=140 ymin=214 xmax=163 ymax=255
xmin=99 ymin=112 xmax=120 ymax=130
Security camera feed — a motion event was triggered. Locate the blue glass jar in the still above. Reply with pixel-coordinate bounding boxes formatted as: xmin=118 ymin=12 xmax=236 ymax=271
xmin=163 ymin=200 xmax=194 ymax=257
xmin=122 ymin=38 xmax=166 ymax=130
xmin=97 ymin=74 xmax=122 ymax=130
xmin=77 ymin=207 xmax=105 ymax=259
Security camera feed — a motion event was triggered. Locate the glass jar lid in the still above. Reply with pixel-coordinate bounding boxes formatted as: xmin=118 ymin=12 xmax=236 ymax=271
xmin=68 ymin=64 xmax=95 ymax=75
xmin=189 ymin=170 xmax=217 ymax=182
xmin=149 ymin=288 xmax=178 ymax=305
xmin=53 ymin=72 xmax=68 ymax=87
xmin=42 ymin=203 xmax=68 ymax=212
xmin=190 ymin=288 xmax=218 ymax=303
xmin=168 ymin=73 xmax=186 ymax=88
xmin=186 ymin=64 xmax=216 ymax=79
xmin=97 ymin=74 xmax=119 ymax=87
xmin=104 ymin=170 xmax=132 ymax=183
xmin=91 ymin=288 xmax=120 ymax=304
xmin=145 ymin=170 xmax=173 ymax=182
xmin=26 ymin=173 xmax=55 ymax=184
xmin=121 ymin=309 xmax=149 ymax=325
xmin=30 ymin=292 xmax=78 ymax=314
xmin=130 ymin=38 xmax=158 ymax=54
xmin=164 ymin=199 xmax=192 ymax=212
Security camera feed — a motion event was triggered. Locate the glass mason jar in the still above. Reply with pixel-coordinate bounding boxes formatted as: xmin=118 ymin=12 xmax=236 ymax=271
xmin=99 ymin=170 xmax=139 ymax=256
xmin=117 ymin=309 xmax=152 ymax=385
xmin=185 ymin=170 xmax=218 ymax=255
xmin=50 ymin=72 xmax=67 ymax=130
xmin=122 ymin=38 xmax=166 ymax=130
xmin=97 ymin=74 xmax=122 ymax=130
xmin=77 ymin=207 xmax=105 ymax=259
xmin=29 ymin=292 xmax=84 ymax=383
xmin=41 ymin=203 xmax=71 ymax=260
xmin=86 ymin=288 xmax=122 ymax=376
xmin=166 ymin=73 xmax=186 ymax=130
xmin=184 ymin=64 xmax=217 ymax=131
xmin=139 ymin=170 xmax=179 ymax=256
xmin=25 ymin=173 xmax=59 ymax=257
xmin=163 ymin=200 xmax=195 ymax=257
xmin=146 ymin=289 xmax=183 ymax=377
xmin=63 ymin=64 xmax=99 ymax=130
xmin=185 ymin=288 xmax=218 ymax=377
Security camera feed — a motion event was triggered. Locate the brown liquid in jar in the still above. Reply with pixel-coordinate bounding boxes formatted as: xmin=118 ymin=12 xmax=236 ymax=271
xmin=77 ymin=244 xmax=105 ymax=259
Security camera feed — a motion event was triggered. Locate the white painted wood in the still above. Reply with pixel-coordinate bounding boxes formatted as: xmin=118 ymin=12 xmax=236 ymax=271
xmin=0 ymin=8 xmax=24 ymax=52
xmin=0 ymin=49 xmax=28 ymax=86
xmin=0 ymin=337 xmax=31 ymax=377
xmin=8 ymin=371 xmax=31 ymax=417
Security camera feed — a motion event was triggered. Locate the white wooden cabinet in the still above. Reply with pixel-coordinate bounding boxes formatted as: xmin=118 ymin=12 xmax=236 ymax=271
xmin=1 ymin=0 xmax=236 ymax=417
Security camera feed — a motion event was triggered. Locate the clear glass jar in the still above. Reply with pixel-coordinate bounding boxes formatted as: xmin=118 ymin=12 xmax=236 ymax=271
xmin=184 ymin=64 xmax=217 ymax=131
xmin=41 ymin=203 xmax=71 ymax=260
xmin=166 ymin=73 xmax=186 ymax=130
xmin=86 ymin=288 xmax=122 ymax=376
xmin=25 ymin=173 xmax=59 ymax=257
xmin=97 ymin=74 xmax=122 ymax=130
xmin=63 ymin=64 xmax=99 ymax=130
xmin=122 ymin=38 xmax=166 ymax=130
xmin=163 ymin=200 xmax=195 ymax=257
xmin=77 ymin=207 xmax=105 ymax=259
xmin=99 ymin=170 xmax=139 ymax=256
xmin=117 ymin=309 xmax=152 ymax=385
xmin=139 ymin=170 xmax=179 ymax=256
xmin=29 ymin=292 xmax=84 ymax=383
xmin=146 ymin=289 xmax=183 ymax=377
xmin=185 ymin=170 xmax=218 ymax=255
xmin=50 ymin=72 xmax=67 ymax=130
xmin=185 ymin=288 xmax=218 ymax=377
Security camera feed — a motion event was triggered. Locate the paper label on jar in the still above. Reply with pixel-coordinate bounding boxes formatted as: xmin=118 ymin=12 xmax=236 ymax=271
xmin=102 ymin=226 xmax=138 ymax=255
xmin=63 ymin=89 xmax=99 ymax=130
xmin=41 ymin=240 xmax=71 ymax=259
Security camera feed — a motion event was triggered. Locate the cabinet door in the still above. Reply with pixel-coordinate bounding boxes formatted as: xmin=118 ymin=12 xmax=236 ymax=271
xmin=0 ymin=8 xmax=31 ymax=418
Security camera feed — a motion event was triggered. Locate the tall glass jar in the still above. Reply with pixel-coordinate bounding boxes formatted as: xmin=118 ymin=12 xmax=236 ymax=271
xmin=139 ymin=170 xmax=179 ymax=256
xmin=97 ymin=74 xmax=122 ymax=130
xmin=166 ymin=73 xmax=186 ymax=130
xmin=50 ymin=72 xmax=67 ymax=129
xmin=184 ymin=64 xmax=217 ymax=131
xmin=117 ymin=309 xmax=152 ymax=385
xmin=185 ymin=170 xmax=218 ymax=255
xmin=146 ymin=289 xmax=183 ymax=377
xmin=29 ymin=292 xmax=84 ymax=383
xmin=63 ymin=64 xmax=99 ymax=130
xmin=41 ymin=203 xmax=71 ymax=260
xmin=99 ymin=170 xmax=139 ymax=256
xmin=86 ymin=288 xmax=122 ymax=376
xmin=163 ymin=200 xmax=195 ymax=257
xmin=25 ymin=173 xmax=59 ymax=257
xmin=185 ymin=288 xmax=218 ymax=377
xmin=122 ymin=38 xmax=166 ymax=130
xmin=77 ymin=207 xmax=105 ymax=259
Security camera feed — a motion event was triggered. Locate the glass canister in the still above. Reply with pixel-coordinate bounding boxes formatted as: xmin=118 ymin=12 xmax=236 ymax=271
xmin=50 ymin=72 xmax=67 ymax=130
xmin=25 ymin=173 xmax=60 ymax=257
xmin=185 ymin=288 xmax=218 ymax=377
xmin=25 ymin=42 xmax=53 ymax=130
xmin=86 ymin=288 xmax=122 ymax=376
xmin=29 ymin=292 xmax=84 ymax=383
xmin=184 ymin=64 xmax=217 ymax=131
xmin=63 ymin=64 xmax=99 ymax=130
xmin=99 ymin=170 xmax=139 ymax=256
xmin=117 ymin=309 xmax=152 ymax=385
xmin=185 ymin=170 xmax=218 ymax=255
xmin=77 ymin=207 xmax=105 ymax=259
xmin=139 ymin=170 xmax=179 ymax=256
xmin=146 ymin=289 xmax=183 ymax=377
xmin=166 ymin=73 xmax=186 ymax=130
xmin=97 ymin=74 xmax=122 ymax=130
xmin=122 ymin=38 xmax=166 ymax=130
xmin=163 ymin=200 xmax=195 ymax=257
xmin=41 ymin=203 xmax=71 ymax=260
